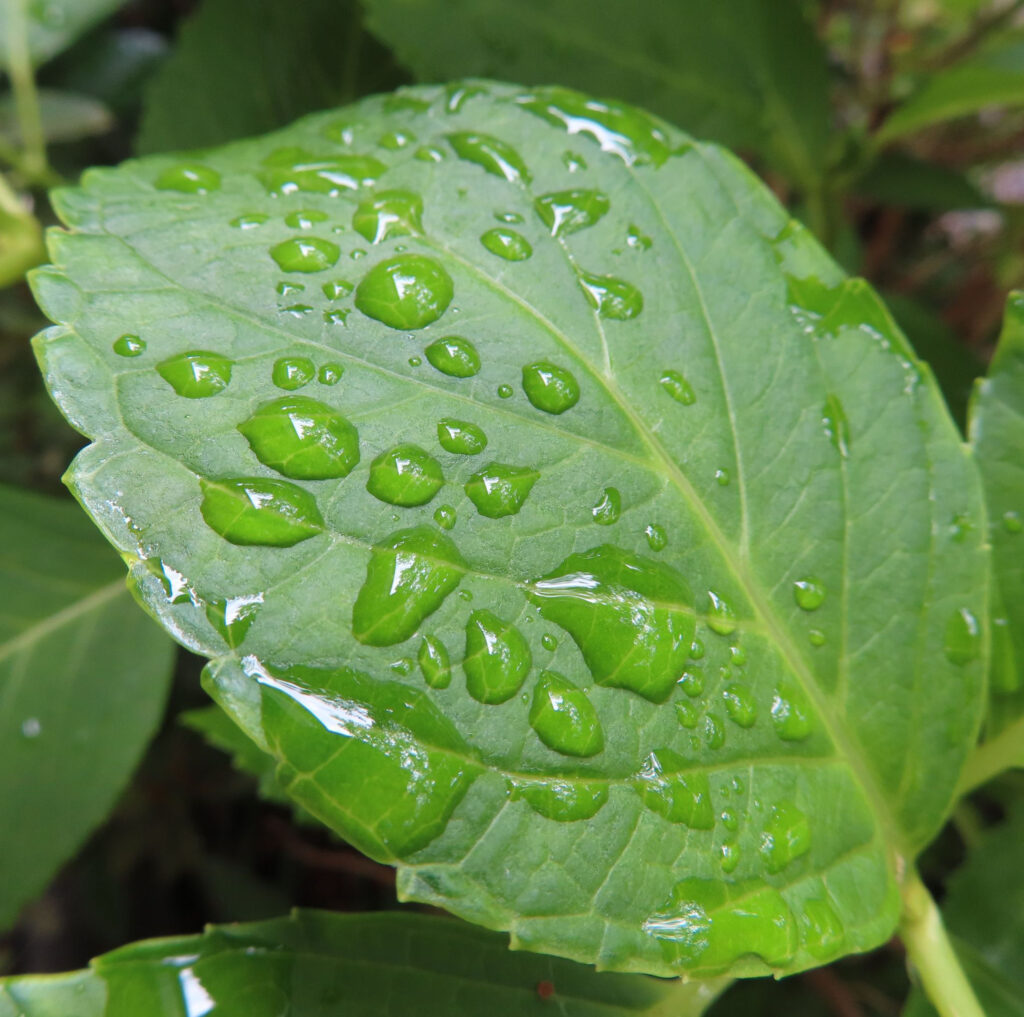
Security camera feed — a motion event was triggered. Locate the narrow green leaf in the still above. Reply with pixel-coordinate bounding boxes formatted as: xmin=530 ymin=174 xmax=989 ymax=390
xmin=853 ymin=152 xmax=993 ymax=212
xmin=360 ymin=0 xmax=833 ymax=186
xmin=31 ymin=82 xmax=987 ymax=977
xmin=0 ymin=485 xmax=175 ymax=929
xmin=0 ymin=910 xmax=725 ymax=1016
xmin=0 ymin=88 xmax=113 ymax=145
xmin=0 ymin=0 xmax=128 ymax=70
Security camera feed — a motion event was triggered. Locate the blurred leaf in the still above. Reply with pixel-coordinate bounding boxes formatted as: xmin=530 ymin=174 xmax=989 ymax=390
xmin=0 ymin=484 xmax=175 ymax=930
xmin=0 ymin=0 xmax=128 ymax=70
xmin=0 ymin=204 xmax=44 ymax=287
xmin=136 ymin=0 xmax=405 ymax=155
xmin=878 ymin=27 xmax=1024 ymax=142
xmin=360 ymin=0 xmax=833 ymax=186
xmin=854 ymin=151 xmax=993 ymax=211
xmin=0 ymin=88 xmax=113 ymax=145
xmin=0 ymin=910 xmax=725 ymax=1016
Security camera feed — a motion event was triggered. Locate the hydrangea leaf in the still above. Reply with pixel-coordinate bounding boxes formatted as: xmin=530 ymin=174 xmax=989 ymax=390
xmin=31 ymin=81 xmax=987 ymax=978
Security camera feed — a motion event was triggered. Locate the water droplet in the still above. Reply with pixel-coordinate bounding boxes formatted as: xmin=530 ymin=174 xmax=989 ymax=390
xmin=272 ymin=356 xmax=316 ymax=390
xmin=715 ymin=468 xmax=730 ymax=487
xmin=271 ymin=237 xmax=340 ymax=273
xmin=706 ymin=592 xmax=737 ymax=636
xmin=238 ymin=396 xmax=360 ymax=480
xmin=801 ymin=898 xmax=845 ymax=960
xmin=21 ymin=717 xmax=41 ymax=738
xmin=541 ymin=633 xmax=558 ymax=651
xmin=408 ymin=356 xmax=422 ymax=367
xmin=509 ymin=777 xmax=607 ymax=821
xmin=429 ymin=503 xmax=455 ymax=531
xmin=437 ymin=418 xmax=487 ymax=455
xmin=379 ymin=129 xmax=415 ymax=150
xmin=352 ymin=526 xmax=464 ymax=645
xmin=318 ymin=362 xmax=344 ymax=385
xmin=793 ymin=577 xmax=826 ymax=611
xmin=322 ymin=279 xmax=354 ymax=300
xmin=424 ymin=336 xmax=480 ymax=377
xmin=520 ymin=360 xmax=580 ymax=415
xmin=260 ymin=148 xmax=385 ymax=194
xmin=644 ymin=523 xmax=668 ymax=551
xmin=721 ymin=809 xmax=738 ymax=831
xmin=200 ymin=477 xmax=324 ymax=546
xmin=448 ymin=131 xmax=530 ymax=183
xmin=577 ymin=270 xmax=643 ymax=320
xmin=822 ymin=394 xmax=850 ymax=457
xmin=660 ymin=370 xmax=696 ymax=405
xmin=770 ymin=682 xmax=813 ymax=741
xmin=284 ymin=209 xmax=328 ymax=229
xmin=205 ymin=593 xmax=263 ymax=649
xmin=689 ymin=639 xmax=705 ymax=660
xmin=679 ymin=669 xmax=704 ymax=696
xmin=533 ymin=189 xmax=609 ymax=236
xmin=637 ymin=749 xmax=714 ymax=828
xmin=944 ymin=607 xmax=980 ymax=665
xmin=759 ymin=803 xmax=811 ymax=873
xmin=562 ymin=150 xmax=587 ymax=172
xmin=155 ymin=163 xmax=221 ymax=193
xmin=465 ymin=462 xmax=538 ymax=518
xmin=722 ymin=684 xmax=757 ymax=728
xmin=497 ymin=383 xmax=514 ymax=399
xmin=464 ymin=609 xmax=532 ymax=704
xmin=391 ymin=657 xmax=414 ymax=675
xmin=530 ymin=545 xmax=694 ymax=703
xmin=231 ymin=213 xmax=268 ymax=229
xmin=592 ymin=487 xmax=621 ymax=525
xmin=627 ymin=224 xmax=652 ymax=249
xmin=355 ymin=254 xmax=454 ymax=330
xmin=414 ymin=145 xmax=445 ymax=162
xmin=529 ymin=671 xmax=604 ymax=757
xmin=1003 ymin=510 xmax=1022 ymax=534
xmin=495 ymin=210 xmax=523 ymax=224
xmin=157 ymin=350 xmax=232 ymax=398
xmin=480 ymin=227 xmax=532 ymax=261
xmin=719 ymin=843 xmax=740 ymax=874
xmin=367 ymin=444 xmax=444 ymax=506
xmin=353 ymin=189 xmax=424 ymax=244
xmin=703 ymin=713 xmax=725 ymax=749
xmin=418 ymin=635 xmax=451 ymax=689
xmin=350 ymin=248 xmax=367 ymax=260
xmin=808 ymin=629 xmax=826 ymax=647
xmin=729 ymin=645 xmax=746 ymax=666
xmin=675 ymin=701 xmax=699 ymax=728
xmin=444 ymin=82 xmax=487 ymax=113
xmin=113 ymin=334 xmax=145 ymax=357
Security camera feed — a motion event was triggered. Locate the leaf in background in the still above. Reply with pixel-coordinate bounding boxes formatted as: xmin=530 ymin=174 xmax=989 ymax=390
xmin=0 ymin=204 xmax=44 ymax=288
xmin=0 ymin=485 xmax=175 ymax=929
xmin=903 ymin=806 xmax=1024 ymax=1017
xmin=31 ymin=82 xmax=987 ymax=977
xmin=877 ymin=28 xmax=1024 ymax=143
xmin=0 ymin=0 xmax=128 ymax=70
xmin=136 ymin=0 xmax=406 ymax=155
xmin=360 ymin=0 xmax=832 ymax=187
xmin=0 ymin=88 xmax=113 ymax=145
xmin=853 ymin=151 xmax=993 ymax=212
xmin=0 ymin=910 xmax=723 ymax=1017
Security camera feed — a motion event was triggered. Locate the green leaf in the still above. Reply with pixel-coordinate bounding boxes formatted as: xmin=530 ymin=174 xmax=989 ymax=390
xmin=877 ymin=28 xmax=1024 ymax=143
xmin=0 ymin=484 xmax=175 ymax=929
xmin=0 ymin=88 xmax=113 ymax=145
xmin=0 ymin=0 xmax=128 ymax=70
xmin=853 ymin=151 xmax=993 ymax=212
xmin=360 ymin=0 xmax=832 ymax=187
xmin=136 ymin=0 xmax=405 ymax=155
xmin=0 ymin=910 xmax=724 ymax=1016
xmin=31 ymin=82 xmax=988 ymax=977
xmin=904 ymin=807 xmax=1024 ymax=1017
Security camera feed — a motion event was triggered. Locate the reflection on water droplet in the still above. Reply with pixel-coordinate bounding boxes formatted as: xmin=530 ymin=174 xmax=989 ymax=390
xmin=577 ymin=270 xmax=643 ymax=320
xmin=729 ymin=644 xmax=746 ymax=666
xmin=497 ymin=384 xmax=514 ymax=399
xmin=644 ymin=523 xmax=667 ymax=551
xmin=157 ymin=350 xmax=232 ymax=398
xmin=465 ymin=462 xmax=538 ymax=517
xmin=534 ymin=189 xmax=609 ymax=236
xmin=352 ymin=526 xmax=464 ymax=646
xmin=522 ymin=361 xmax=580 ymax=414
xmin=660 ymin=370 xmax=696 ymax=405
xmin=793 ymin=578 xmax=826 ymax=611
xmin=200 ymin=477 xmax=324 ymax=546
xmin=944 ymin=607 xmax=980 ymax=665
xmin=272 ymin=356 xmax=316 ymax=390
xmin=770 ymin=682 xmax=813 ymax=741
xmin=689 ymin=639 xmax=705 ymax=660
xmin=367 ymin=444 xmax=444 ymax=506
xmin=563 ymin=151 xmax=587 ymax=172
xmin=719 ymin=843 xmax=740 ymax=873
xmin=322 ymin=279 xmax=354 ymax=300
xmin=679 ymin=669 xmax=704 ymax=696
xmin=424 ymin=336 xmax=480 ymax=378
xmin=592 ymin=487 xmax=621 ymax=525
xmin=355 ymin=254 xmax=453 ymax=330
xmin=431 ymin=502 xmax=458 ymax=531
xmin=448 ymin=131 xmax=530 ymax=183
xmin=113 ymin=334 xmax=145 ymax=357
xmin=205 ymin=593 xmax=263 ymax=649
xmin=638 ymin=749 xmax=714 ymax=828
xmin=418 ymin=635 xmax=451 ymax=688
xmin=414 ymin=145 xmax=445 ymax=162
xmin=379 ymin=129 xmax=415 ymax=150
xmin=722 ymin=684 xmax=757 ymax=728
xmin=271 ymin=237 xmax=340 ymax=273
xmin=509 ymin=776 xmax=607 ymax=821
xmin=284 ymin=209 xmax=328 ymax=229
xmin=437 ymin=418 xmax=487 ymax=455
xmin=353 ymin=190 xmax=424 ymax=244
xmin=464 ymin=609 xmax=532 ymax=704
xmin=627 ymin=224 xmax=652 ymax=249
xmin=529 ymin=671 xmax=604 ymax=756
xmin=259 ymin=148 xmax=385 ymax=195
xmin=480 ymin=228 xmax=532 ymax=261
xmin=391 ymin=657 xmax=413 ymax=675
xmin=715 ymin=468 xmax=730 ymax=486
xmin=155 ymin=163 xmax=221 ymax=193
xmin=231 ymin=213 xmax=268 ymax=229
xmin=822 ymin=394 xmax=850 ymax=457
xmin=318 ymin=362 xmax=343 ymax=385
xmin=760 ymin=803 xmax=811 ymax=873
xmin=706 ymin=592 xmax=737 ymax=636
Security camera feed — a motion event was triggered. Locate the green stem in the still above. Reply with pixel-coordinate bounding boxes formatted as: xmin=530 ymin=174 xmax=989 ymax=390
xmin=900 ymin=872 xmax=986 ymax=1017
xmin=0 ymin=170 xmax=27 ymax=217
xmin=958 ymin=714 xmax=1024 ymax=795
xmin=4 ymin=0 xmax=49 ymax=182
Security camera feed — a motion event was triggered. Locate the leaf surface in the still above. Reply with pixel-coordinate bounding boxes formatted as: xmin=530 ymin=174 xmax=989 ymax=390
xmin=0 ymin=0 xmax=127 ymax=69
xmin=31 ymin=81 xmax=987 ymax=977
xmin=0 ymin=484 xmax=174 ymax=928
xmin=0 ymin=910 xmax=723 ymax=1017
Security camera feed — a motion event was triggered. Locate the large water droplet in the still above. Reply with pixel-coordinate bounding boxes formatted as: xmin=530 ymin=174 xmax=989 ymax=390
xmin=528 ymin=671 xmax=604 ymax=757
xmin=272 ymin=356 xmax=316 ymax=390
xmin=592 ymin=487 xmax=621 ymax=525
xmin=157 ymin=350 xmax=232 ymax=398
xmin=418 ymin=635 xmax=451 ymax=689
xmin=447 ymin=131 xmax=530 ymax=183
xmin=509 ymin=777 xmax=607 ymax=822
xmin=260 ymin=148 xmax=385 ymax=194
xmin=706 ymin=591 xmax=738 ymax=636
xmin=155 ymin=163 xmax=221 ymax=193
xmin=271 ymin=237 xmax=340 ymax=273
xmin=722 ymin=684 xmax=757 ymax=728
xmin=793 ymin=578 xmax=826 ymax=612
xmin=352 ymin=526 xmax=464 ymax=646
xmin=355 ymin=254 xmax=453 ymax=330
xmin=637 ymin=749 xmax=714 ymax=828
xmin=822 ymin=394 xmax=850 ymax=457
xmin=944 ymin=607 xmax=980 ymax=665
xmin=199 ymin=477 xmax=324 ymax=547
xmin=463 ymin=609 xmax=532 ymax=704
xmin=353 ymin=189 xmax=424 ymax=244
xmin=480 ymin=227 xmax=532 ymax=261
xmin=577 ymin=270 xmax=643 ymax=320
xmin=529 ymin=545 xmax=694 ymax=703
xmin=238 ymin=396 xmax=359 ymax=480
xmin=367 ymin=444 xmax=444 ymax=507
xmin=521 ymin=360 xmax=580 ymax=414
xmin=770 ymin=682 xmax=813 ymax=741
xmin=437 ymin=418 xmax=487 ymax=455
xmin=424 ymin=336 xmax=480 ymax=378
xmin=465 ymin=462 xmax=539 ymax=518
xmin=533 ymin=189 xmax=610 ymax=236
xmin=660 ymin=370 xmax=696 ymax=405
xmin=759 ymin=803 xmax=811 ymax=873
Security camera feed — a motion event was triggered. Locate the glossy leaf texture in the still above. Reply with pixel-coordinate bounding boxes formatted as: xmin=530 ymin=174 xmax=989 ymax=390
xmin=0 ymin=910 xmax=724 ymax=1017
xmin=31 ymin=82 xmax=988 ymax=978
xmin=969 ymin=293 xmax=1024 ymax=737
xmin=360 ymin=0 xmax=831 ymax=188
xmin=0 ymin=0 xmax=128 ymax=69
xmin=904 ymin=807 xmax=1024 ymax=1017
xmin=877 ymin=27 xmax=1024 ymax=142
xmin=0 ymin=485 xmax=174 ymax=928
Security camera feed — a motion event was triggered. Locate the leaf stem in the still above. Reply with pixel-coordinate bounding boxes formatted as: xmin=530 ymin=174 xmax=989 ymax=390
xmin=900 ymin=872 xmax=986 ymax=1017
xmin=4 ymin=0 xmax=50 ymax=182
xmin=958 ymin=714 xmax=1024 ymax=795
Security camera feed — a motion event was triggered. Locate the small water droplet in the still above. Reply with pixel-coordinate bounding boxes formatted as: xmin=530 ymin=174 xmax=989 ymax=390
xmin=113 ymin=334 xmax=145 ymax=357
xmin=464 ymin=610 xmax=532 ymax=704
xmin=703 ymin=713 xmax=725 ymax=749
xmin=562 ymin=151 xmax=587 ymax=172
xmin=793 ymin=577 xmax=826 ymax=611
xmin=324 ymin=308 xmax=350 ymax=325
xmin=465 ymin=462 xmax=538 ymax=517
xmin=437 ymin=418 xmax=487 ymax=455
xmin=448 ymin=131 xmax=530 ymax=183
xmin=541 ymin=633 xmax=558 ymax=651
xmin=480 ymin=227 xmax=532 ymax=261
xmin=367 ymin=444 xmax=444 ymax=507
xmin=729 ymin=644 xmax=746 ymax=666
xmin=157 ymin=350 xmax=232 ymax=398
xmin=638 ymin=749 xmax=714 ymax=828
xmin=533 ymin=189 xmax=609 ymax=236
xmin=626 ymin=224 xmax=652 ymax=249
xmin=706 ymin=592 xmax=737 ymax=636
xmin=200 ymin=477 xmax=324 ymax=546
xmin=808 ymin=629 xmax=826 ymax=647
xmin=353 ymin=189 xmax=424 ymax=244
xmin=433 ymin=504 xmax=457 ymax=530
xmin=205 ymin=593 xmax=263 ymax=648
xmin=771 ymin=681 xmax=813 ymax=741
xmin=497 ymin=384 xmax=514 ymax=399
xmin=21 ymin=717 xmax=41 ymax=738
xmin=355 ymin=254 xmax=453 ymax=330
xmin=391 ymin=657 xmax=414 ymax=675
xmin=424 ymin=336 xmax=480 ymax=378
xmin=521 ymin=361 xmax=580 ymax=414
xmin=270 ymin=356 xmax=314 ymax=390
xmin=577 ymin=270 xmax=643 ymax=320
xmin=494 ymin=210 xmax=523 ymax=224
xmin=318 ymin=362 xmax=344 ymax=385
xmin=679 ymin=669 xmax=704 ymax=696
xmin=529 ymin=671 xmax=604 ymax=756
xmin=801 ymin=898 xmax=846 ymax=960
xmin=660 ymin=370 xmax=696 ymax=405
xmin=689 ymin=638 xmax=705 ymax=660
xmin=414 ymin=145 xmax=445 ymax=163
xmin=644 ymin=523 xmax=667 ymax=551
xmin=944 ymin=607 xmax=980 ymax=665
xmin=231 ymin=213 xmax=268 ymax=229
xmin=722 ymin=684 xmax=757 ymax=728
xmin=284 ymin=209 xmax=328 ymax=229
xmin=418 ymin=635 xmax=451 ymax=688
xmin=379 ymin=129 xmax=415 ymax=150
xmin=759 ymin=803 xmax=811 ymax=873
xmin=322 ymin=279 xmax=354 ymax=300
xmin=592 ymin=487 xmax=621 ymax=525
xmin=714 ymin=468 xmax=730 ymax=486
xmin=822 ymin=394 xmax=850 ymax=457
xmin=271 ymin=236 xmax=340 ymax=273
xmin=675 ymin=701 xmax=699 ymax=728
xmin=1003 ymin=510 xmax=1022 ymax=534
xmin=156 ymin=163 xmax=221 ymax=193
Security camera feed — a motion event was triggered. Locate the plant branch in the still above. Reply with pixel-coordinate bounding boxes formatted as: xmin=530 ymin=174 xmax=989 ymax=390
xmin=900 ymin=872 xmax=985 ymax=1017
xmin=4 ymin=0 xmax=49 ymax=182
xmin=958 ymin=714 xmax=1024 ymax=795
